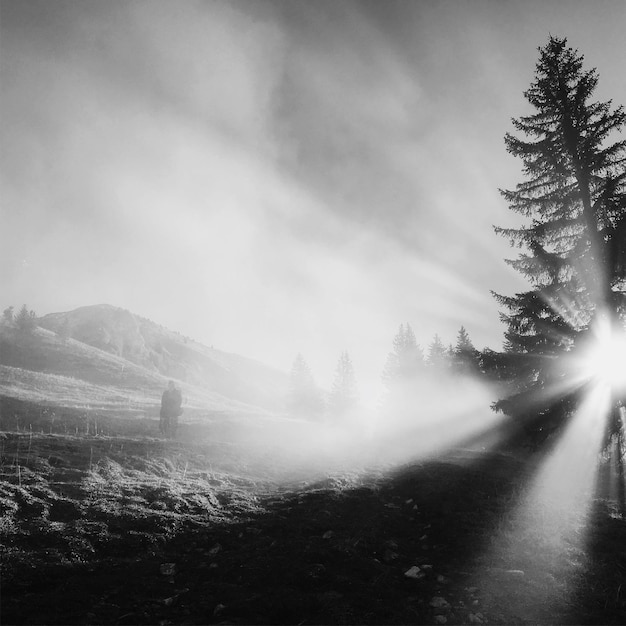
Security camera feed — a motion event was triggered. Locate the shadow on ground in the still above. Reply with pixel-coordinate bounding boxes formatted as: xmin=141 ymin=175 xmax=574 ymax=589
xmin=3 ymin=431 xmax=625 ymax=626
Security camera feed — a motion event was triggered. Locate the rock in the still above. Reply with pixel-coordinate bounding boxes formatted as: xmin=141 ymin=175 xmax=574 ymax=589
xmin=404 ymin=566 xmax=426 ymax=580
xmin=159 ymin=563 xmax=176 ymax=576
xmin=437 ymin=574 xmax=449 ymax=583
xmin=164 ymin=588 xmax=189 ymax=606
xmin=504 ymin=569 xmax=525 ymax=577
xmin=469 ymin=612 xmax=484 ymax=624
xmin=208 ymin=543 xmax=222 ymax=556
xmin=213 ymin=604 xmax=227 ymax=616
xmin=489 ymin=567 xmax=525 ymax=577
xmin=322 ymin=530 xmax=334 ymax=539
xmin=383 ymin=549 xmax=399 ymax=563
xmin=465 ymin=587 xmax=478 ymax=594
xmin=429 ymin=597 xmax=451 ymax=610
xmin=434 ymin=616 xmax=447 ymax=624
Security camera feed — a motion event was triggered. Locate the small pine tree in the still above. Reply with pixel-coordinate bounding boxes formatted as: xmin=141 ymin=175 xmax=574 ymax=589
xmin=329 ymin=351 xmax=359 ymax=419
xmin=452 ymin=326 xmax=480 ymax=375
xmin=382 ymin=323 xmax=424 ymax=388
xmin=2 ymin=306 xmax=14 ymax=325
xmin=15 ymin=305 xmax=37 ymax=335
xmin=426 ymin=334 xmax=448 ymax=369
xmin=287 ymin=353 xmax=324 ymax=420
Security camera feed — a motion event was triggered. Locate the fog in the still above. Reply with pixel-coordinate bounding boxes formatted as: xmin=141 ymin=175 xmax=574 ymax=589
xmin=4 ymin=1 xmax=625 ymax=401
xmin=180 ymin=370 xmax=508 ymax=485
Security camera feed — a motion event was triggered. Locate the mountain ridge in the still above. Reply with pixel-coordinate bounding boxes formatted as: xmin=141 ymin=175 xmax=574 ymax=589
xmin=1 ymin=304 xmax=289 ymax=414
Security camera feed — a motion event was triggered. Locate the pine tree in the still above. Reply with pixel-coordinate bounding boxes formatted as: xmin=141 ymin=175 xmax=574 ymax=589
xmin=493 ymin=36 xmax=626 ymax=435
xmin=328 ymin=351 xmax=359 ymax=419
xmin=381 ymin=323 xmax=424 ymax=388
xmin=287 ymin=353 xmax=324 ymax=420
xmin=15 ymin=304 xmax=37 ymax=335
xmin=452 ymin=326 xmax=480 ymax=374
xmin=426 ymin=334 xmax=448 ymax=369
xmin=2 ymin=306 xmax=14 ymax=325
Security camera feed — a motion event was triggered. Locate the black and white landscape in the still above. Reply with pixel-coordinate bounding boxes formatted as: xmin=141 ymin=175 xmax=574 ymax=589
xmin=1 ymin=2 xmax=626 ymax=625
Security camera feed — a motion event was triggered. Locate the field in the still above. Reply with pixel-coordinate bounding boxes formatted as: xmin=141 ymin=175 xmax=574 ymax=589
xmin=1 ymin=395 xmax=626 ymax=626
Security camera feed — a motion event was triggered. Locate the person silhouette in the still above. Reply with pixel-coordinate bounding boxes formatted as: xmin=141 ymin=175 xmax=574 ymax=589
xmin=160 ymin=380 xmax=182 ymax=438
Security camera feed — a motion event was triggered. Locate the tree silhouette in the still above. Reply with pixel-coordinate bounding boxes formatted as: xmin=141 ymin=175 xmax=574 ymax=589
xmin=328 ymin=351 xmax=359 ymax=420
xmin=426 ymin=334 xmax=448 ymax=369
xmin=287 ymin=353 xmax=324 ymax=420
xmin=15 ymin=305 xmax=37 ymax=336
xmin=452 ymin=326 xmax=480 ymax=375
xmin=2 ymin=306 xmax=14 ymax=325
xmin=493 ymin=36 xmax=626 ymax=438
xmin=382 ymin=323 xmax=424 ymax=389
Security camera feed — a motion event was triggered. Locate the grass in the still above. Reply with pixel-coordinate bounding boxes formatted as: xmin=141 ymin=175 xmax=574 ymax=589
xmin=1 ymin=407 xmax=625 ymax=625
xmin=1 ymin=354 xmax=625 ymax=626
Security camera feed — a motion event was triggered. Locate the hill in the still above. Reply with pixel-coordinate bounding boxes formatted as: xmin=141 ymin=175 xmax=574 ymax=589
xmin=0 ymin=304 xmax=289 ymax=416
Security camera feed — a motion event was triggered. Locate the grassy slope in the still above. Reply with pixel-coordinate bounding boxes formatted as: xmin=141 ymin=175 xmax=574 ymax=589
xmin=0 ymin=326 xmax=276 ymax=419
xmin=37 ymin=304 xmax=289 ymax=411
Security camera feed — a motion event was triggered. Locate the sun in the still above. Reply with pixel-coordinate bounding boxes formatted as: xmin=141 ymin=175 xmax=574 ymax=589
xmin=580 ymin=315 xmax=626 ymax=390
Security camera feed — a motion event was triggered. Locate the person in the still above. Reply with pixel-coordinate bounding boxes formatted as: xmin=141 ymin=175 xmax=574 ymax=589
xmin=160 ymin=380 xmax=183 ymax=438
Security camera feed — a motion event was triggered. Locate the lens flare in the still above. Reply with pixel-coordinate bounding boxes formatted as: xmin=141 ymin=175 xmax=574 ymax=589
xmin=471 ymin=382 xmax=612 ymax=621
xmin=579 ymin=316 xmax=626 ymax=390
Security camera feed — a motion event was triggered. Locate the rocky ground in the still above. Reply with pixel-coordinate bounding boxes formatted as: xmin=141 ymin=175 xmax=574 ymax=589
xmin=1 ymin=403 xmax=626 ymax=625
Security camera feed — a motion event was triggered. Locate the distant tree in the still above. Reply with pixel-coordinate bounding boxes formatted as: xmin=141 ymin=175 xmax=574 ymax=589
xmin=451 ymin=326 xmax=480 ymax=375
xmin=288 ymin=353 xmax=324 ymax=420
xmin=492 ymin=36 xmax=626 ymax=441
xmin=15 ymin=305 xmax=37 ymax=335
xmin=2 ymin=306 xmax=14 ymax=325
xmin=382 ymin=323 xmax=424 ymax=388
xmin=426 ymin=334 xmax=448 ymax=369
xmin=328 ymin=351 xmax=359 ymax=419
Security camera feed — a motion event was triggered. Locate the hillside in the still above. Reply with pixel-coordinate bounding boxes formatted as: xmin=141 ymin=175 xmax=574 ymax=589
xmin=0 ymin=304 xmax=289 ymax=415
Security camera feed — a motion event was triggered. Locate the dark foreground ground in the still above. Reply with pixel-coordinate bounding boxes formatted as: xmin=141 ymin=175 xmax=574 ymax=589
xmin=1 ymin=400 xmax=626 ymax=625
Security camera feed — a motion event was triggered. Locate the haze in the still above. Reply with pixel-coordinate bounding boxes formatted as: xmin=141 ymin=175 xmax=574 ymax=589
xmin=2 ymin=0 xmax=625 ymax=403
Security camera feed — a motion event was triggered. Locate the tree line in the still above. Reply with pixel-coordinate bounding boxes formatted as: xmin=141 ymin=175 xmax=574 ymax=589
xmin=287 ymin=323 xmax=487 ymax=422
xmin=2 ymin=305 xmax=38 ymax=335
xmin=288 ymin=35 xmax=626 ymax=452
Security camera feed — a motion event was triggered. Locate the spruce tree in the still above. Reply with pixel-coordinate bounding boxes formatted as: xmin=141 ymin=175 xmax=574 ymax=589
xmin=287 ymin=353 xmax=324 ymax=420
xmin=329 ymin=351 xmax=359 ymax=419
xmin=15 ymin=305 xmax=37 ymax=336
xmin=382 ymin=323 xmax=424 ymax=388
xmin=2 ymin=306 xmax=14 ymax=325
xmin=426 ymin=334 xmax=448 ymax=369
xmin=452 ymin=326 xmax=480 ymax=375
xmin=493 ymin=36 xmax=626 ymax=436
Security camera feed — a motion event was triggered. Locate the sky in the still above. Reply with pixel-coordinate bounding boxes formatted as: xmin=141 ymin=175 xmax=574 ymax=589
xmin=2 ymin=0 xmax=626 ymax=404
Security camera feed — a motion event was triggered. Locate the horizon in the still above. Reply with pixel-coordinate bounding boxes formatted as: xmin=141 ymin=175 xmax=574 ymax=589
xmin=2 ymin=0 xmax=625 ymax=404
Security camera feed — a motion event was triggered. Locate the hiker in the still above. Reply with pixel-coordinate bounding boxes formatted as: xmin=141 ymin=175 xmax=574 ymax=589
xmin=160 ymin=380 xmax=183 ymax=438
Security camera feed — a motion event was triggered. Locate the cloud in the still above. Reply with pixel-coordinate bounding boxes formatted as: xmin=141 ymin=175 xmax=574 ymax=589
xmin=4 ymin=0 xmax=624 ymax=407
